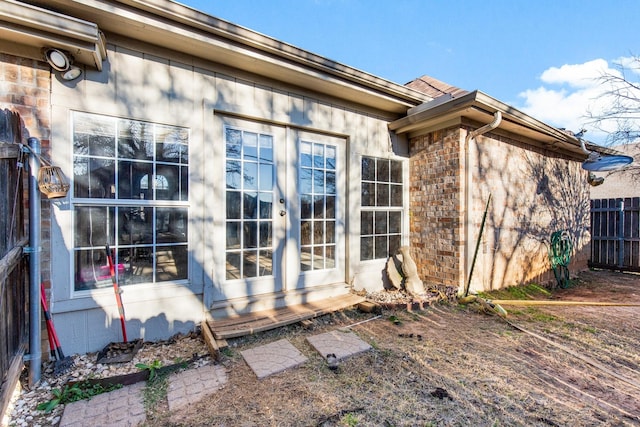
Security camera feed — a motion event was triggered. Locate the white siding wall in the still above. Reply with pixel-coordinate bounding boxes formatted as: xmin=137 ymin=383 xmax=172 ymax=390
xmin=49 ymin=41 xmax=405 ymax=353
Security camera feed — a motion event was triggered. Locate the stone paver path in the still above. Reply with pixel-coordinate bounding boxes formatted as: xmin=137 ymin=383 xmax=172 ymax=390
xmin=241 ymin=338 xmax=308 ymax=379
xmin=306 ymin=330 xmax=371 ymax=361
xmin=167 ymin=364 xmax=228 ymax=411
xmin=59 ymin=382 xmax=146 ymax=427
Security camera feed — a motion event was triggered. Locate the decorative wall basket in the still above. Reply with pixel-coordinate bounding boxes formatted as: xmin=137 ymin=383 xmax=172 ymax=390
xmin=38 ymin=165 xmax=70 ymax=199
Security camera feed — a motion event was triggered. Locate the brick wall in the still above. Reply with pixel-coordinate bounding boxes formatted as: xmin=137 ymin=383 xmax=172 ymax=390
xmin=409 ymin=127 xmax=464 ymax=289
xmin=409 ymin=125 xmax=590 ymax=293
xmin=0 ymin=53 xmax=52 ymax=285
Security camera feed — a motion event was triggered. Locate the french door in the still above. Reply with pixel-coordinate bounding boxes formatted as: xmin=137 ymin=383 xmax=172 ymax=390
xmin=222 ymin=120 xmax=345 ymax=299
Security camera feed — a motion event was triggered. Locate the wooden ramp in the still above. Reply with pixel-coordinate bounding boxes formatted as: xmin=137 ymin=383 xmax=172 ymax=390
xmin=206 ymin=294 xmax=366 ymax=340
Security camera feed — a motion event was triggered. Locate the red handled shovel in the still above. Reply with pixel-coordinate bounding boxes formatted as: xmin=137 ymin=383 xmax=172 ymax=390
xmin=40 ymin=283 xmax=74 ymax=374
xmin=106 ymin=244 xmax=128 ymax=343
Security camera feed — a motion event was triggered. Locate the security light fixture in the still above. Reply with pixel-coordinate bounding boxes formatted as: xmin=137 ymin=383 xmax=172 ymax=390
xmin=43 ymin=47 xmax=83 ymax=81
xmin=576 ymin=130 xmax=633 ymax=172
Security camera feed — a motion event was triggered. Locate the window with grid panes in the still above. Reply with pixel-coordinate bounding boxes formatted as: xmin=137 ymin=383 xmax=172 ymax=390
xmin=360 ymin=156 xmax=403 ymax=260
xmin=72 ymin=112 xmax=189 ymax=291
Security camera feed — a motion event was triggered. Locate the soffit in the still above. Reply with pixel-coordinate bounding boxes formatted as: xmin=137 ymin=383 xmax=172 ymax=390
xmin=389 ymin=90 xmax=611 ymax=160
xmin=25 ymin=0 xmax=431 ymax=114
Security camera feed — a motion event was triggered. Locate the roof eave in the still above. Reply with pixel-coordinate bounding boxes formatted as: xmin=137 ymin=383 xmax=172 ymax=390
xmin=390 ymin=90 xmax=604 ymax=159
xmin=25 ymin=0 xmax=432 ymax=114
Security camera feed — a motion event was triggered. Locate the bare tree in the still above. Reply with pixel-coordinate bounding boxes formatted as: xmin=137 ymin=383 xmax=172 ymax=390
xmin=587 ymin=55 xmax=640 ymax=146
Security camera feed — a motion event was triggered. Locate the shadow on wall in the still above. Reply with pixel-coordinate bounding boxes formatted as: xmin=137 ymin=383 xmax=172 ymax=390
xmin=475 ymin=141 xmax=590 ymax=291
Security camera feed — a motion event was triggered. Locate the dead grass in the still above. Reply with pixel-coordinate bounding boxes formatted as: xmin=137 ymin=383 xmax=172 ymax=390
xmin=144 ymin=270 xmax=640 ymax=426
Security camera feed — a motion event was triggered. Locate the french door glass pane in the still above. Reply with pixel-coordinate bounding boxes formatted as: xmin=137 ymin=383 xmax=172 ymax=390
xmin=225 ymin=127 xmax=274 ymax=280
xmin=300 ymin=140 xmax=337 ymax=271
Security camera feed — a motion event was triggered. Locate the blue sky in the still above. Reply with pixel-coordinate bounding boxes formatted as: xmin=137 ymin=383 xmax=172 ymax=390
xmin=180 ymin=0 xmax=640 ymax=143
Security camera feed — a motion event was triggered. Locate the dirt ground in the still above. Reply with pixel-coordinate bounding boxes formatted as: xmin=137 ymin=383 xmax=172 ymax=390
xmin=149 ymin=269 xmax=640 ymax=427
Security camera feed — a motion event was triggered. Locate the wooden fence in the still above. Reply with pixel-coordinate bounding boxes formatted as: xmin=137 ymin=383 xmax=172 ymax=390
xmin=589 ymin=197 xmax=640 ymax=272
xmin=0 ymin=109 xmax=28 ymax=418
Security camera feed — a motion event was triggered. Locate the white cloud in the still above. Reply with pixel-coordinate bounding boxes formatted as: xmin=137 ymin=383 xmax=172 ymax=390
xmin=517 ymin=57 xmax=640 ymax=144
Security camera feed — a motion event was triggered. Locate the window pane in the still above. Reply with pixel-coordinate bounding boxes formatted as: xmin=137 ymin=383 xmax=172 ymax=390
xmin=243 ymin=132 xmax=258 ymax=161
xmin=313 ymin=246 xmax=324 ymax=269
xmin=74 ymin=206 xmax=114 ymax=247
xmin=326 ymin=146 xmax=336 ymax=170
xmin=243 ymin=162 xmax=258 ymax=190
xmin=226 ymin=222 xmax=241 ymax=249
xmin=156 ymin=208 xmax=187 ymax=243
xmin=259 ymin=134 xmax=273 ymax=162
xmin=156 ymin=126 xmax=188 ymax=163
xmin=313 ymin=195 xmax=325 ymax=219
xmin=361 ymin=182 xmax=375 ymax=206
xmin=74 ymin=158 xmax=115 ymax=199
xmin=226 ymin=128 xmax=242 ymax=158
xmin=300 ymin=168 xmax=312 ymax=194
xmin=326 ymin=196 xmax=335 ymax=219
xmin=156 ymin=245 xmax=188 ymax=281
xmin=243 ymin=192 xmax=258 ymax=219
xmin=326 ymin=171 xmax=336 ymax=194
xmin=226 ymin=160 xmax=241 ymax=189
xmin=259 ymin=249 xmax=273 ymax=276
xmin=74 ymin=248 xmax=108 ymax=290
xmin=326 ymin=221 xmax=335 ymax=244
xmin=375 ymin=236 xmax=388 ymax=258
xmin=259 ymin=221 xmax=272 ymax=247
xmin=325 ymin=245 xmax=335 ymax=269
xmin=118 ymin=160 xmax=152 ymax=200
xmin=119 ymin=207 xmax=152 ymax=245
xmin=389 ymin=235 xmax=401 ymax=256
xmin=226 ymin=252 xmax=241 ymax=280
xmin=313 ymin=170 xmax=324 ymax=193
xmin=375 ymin=211 xmax=387 ymax=235
xmin=361 ymin=237 xmax=373 ymax=261
xmin=313 ymin=220 xmax=324 ymax=244
xmin=226 ymin=192 xmax=241 ymax=219
xmin=377 ymin=159 xmax=389 ymax=182
xmin=301 ymin=195 xmax=312 ymax=219
xmin=156 ymin=164 xmax=180 ymax=201
xmin=301 ymin=142 xmax=312 ymax=167
xmin=301 ymin=221 xmax=312 ymax=246
xmin=300 ymin=247 xmax=312 ymax=271
xmin=313 ymin=144 xmax=324 ymax=168
xmin=259 ymin=164 xmax=273 ymax=191
xmin=361 ymin=211 xmax=373 ymax=235
xmin=123 ymin=246 xmax=153 ymax=285
xmin=390 ymin=183 xmax=403 ymax=207
xmin=362 ymin=157 xmax=375 ymax=181
xmin=259 ymin=194 xmax=272 ymax=219
xmin=118 ymin=119 xmax=153 ymax=160
xmin=73 ymin=113 xmax=115 ymax=155
xmin=243 ymin=251 xmax=257 ymax=278
xmin=244 ymin=221 xmax=257 ymax=248
xmin=390 ymin=160 xmax=402 ymax=183
xmin=376 ymin=183 xmax=389 ymax=207
xmin=389 ymin=211 xmax=401 ymax=234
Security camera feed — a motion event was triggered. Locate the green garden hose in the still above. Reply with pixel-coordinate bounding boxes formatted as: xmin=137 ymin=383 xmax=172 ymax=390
xmin=549 ymin=230 xmax=573 ymax=288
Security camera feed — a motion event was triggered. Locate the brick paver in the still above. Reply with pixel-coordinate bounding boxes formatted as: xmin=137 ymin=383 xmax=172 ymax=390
xmin=59 ymin=382 xmax=146 ymax=427
xmin=166 ymin=364 xmax=227 ymax=411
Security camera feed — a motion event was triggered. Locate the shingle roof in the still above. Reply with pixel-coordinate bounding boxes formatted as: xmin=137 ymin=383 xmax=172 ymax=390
xmin=405 ymin=75 xmax=469 ymax=99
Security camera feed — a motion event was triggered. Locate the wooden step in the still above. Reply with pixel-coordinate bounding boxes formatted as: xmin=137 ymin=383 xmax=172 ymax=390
xmin=206 ymin=294 xmax=365 ymax=340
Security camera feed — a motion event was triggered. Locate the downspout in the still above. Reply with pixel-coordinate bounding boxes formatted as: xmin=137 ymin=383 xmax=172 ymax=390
xmin=27 ymin=137 xmax=41 ymax=386
xmin=463 ymin=111 xmax=502 ymax=294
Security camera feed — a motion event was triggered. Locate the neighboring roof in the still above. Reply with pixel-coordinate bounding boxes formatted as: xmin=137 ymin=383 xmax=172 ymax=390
xmin=8 ymin=0 xmax=431 ymax=114
xmin=405 ymin=75 xmax=469 ymax=99
xmin=389 ymin=90 xmax=609 ymax=160
xmin=590 ymin=142 xmax=640 ymax=199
